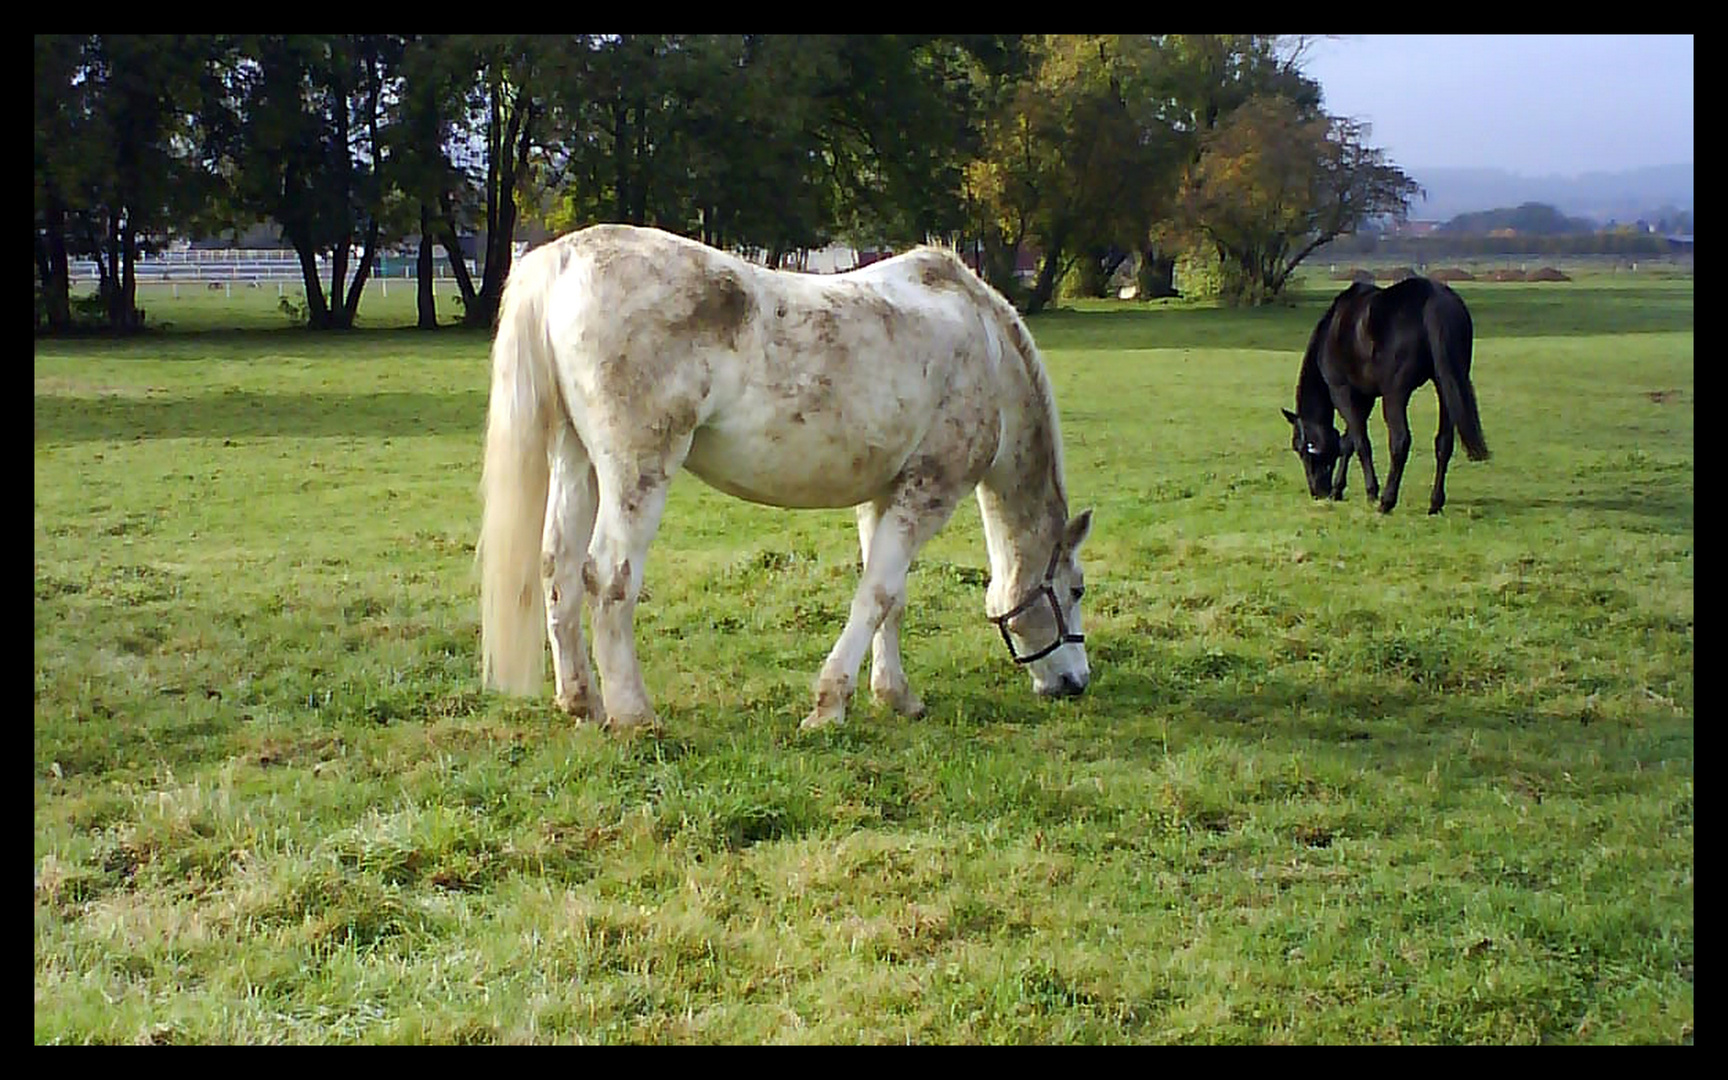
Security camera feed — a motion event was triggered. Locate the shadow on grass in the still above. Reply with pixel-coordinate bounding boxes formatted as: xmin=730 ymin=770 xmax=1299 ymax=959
xmin=1467 ymin=489 xmax=1693 ymax=532
xmin=35 ymin=389 xmax=488 ymax=443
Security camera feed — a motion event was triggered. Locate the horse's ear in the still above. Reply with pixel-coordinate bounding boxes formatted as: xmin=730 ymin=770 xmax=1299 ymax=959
xmin=1063 ymin=509 xmax=1093 ymax=553
xmin=1281 ymin=407 xmax=1301 ymax=427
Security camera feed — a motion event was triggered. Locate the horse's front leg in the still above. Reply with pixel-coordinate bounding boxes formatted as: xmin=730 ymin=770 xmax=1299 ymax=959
xmin=1329 ymin=432 xmax=1355 ymax=500
xmin=804 ymin=496 xmax=957 ymax=730
xmin=856 ymin=500 xmax=924 ymax=718
xmin=1338 ymin=390 xmax=1380 ymax=503
xmin=584 ymin=440 xmax=687 ymax=731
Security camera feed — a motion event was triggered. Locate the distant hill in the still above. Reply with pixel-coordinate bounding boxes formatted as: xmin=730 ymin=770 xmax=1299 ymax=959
xmin=1437 ymin=202 xmax=1598 ymax=236
xmin=1405 ymin=164 xmax=1693 ymax=227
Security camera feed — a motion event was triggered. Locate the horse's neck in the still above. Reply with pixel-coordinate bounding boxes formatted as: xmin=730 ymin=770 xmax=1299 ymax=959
xmin=977 ymin=410 xmax=1065 ymax=612
xmin=1297 ymin=348 xmax=1334 ymax=421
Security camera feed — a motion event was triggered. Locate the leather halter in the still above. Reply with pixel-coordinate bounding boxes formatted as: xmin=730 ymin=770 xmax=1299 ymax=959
xmin=987 ymin=545 xmax=1084 ymax=664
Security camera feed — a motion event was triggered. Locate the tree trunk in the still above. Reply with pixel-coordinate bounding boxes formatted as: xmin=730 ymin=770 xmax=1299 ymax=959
xmin=1137 ymin=246 xmax=1178 ymax=300
xmin=1022 ymin=227 xmax=1070 ymax=316
xmin=472 ymin=96 xmax=532 ymax=328
xmin=631 ymin=98 xmax=649 ymax=225
xmin=290 ymin=230 xmax=331 ymax=328
xmin=341 ymin=217 xmax=381 ymax=327
xmin=612 ymin=100 xmax=630 ymax=223
xmin=39 ymin=196 xmax=72 ymax=331
xmin=120 ymin=210 xmax=140 ymax=331
xmin=436 ymin=194 xmax=479 ymax=310
xmin=34 ymin=231 xmax=51 ymax=331
xmin=979 ymin=229 xmax=1023 ymax=304
xmin=1078 ymin=246 xmax=1124 ymax=298
xmin=104 ymin=208 xmax=123 ymax=330
xmin=417 ymin=203 xmax=438 ymax=330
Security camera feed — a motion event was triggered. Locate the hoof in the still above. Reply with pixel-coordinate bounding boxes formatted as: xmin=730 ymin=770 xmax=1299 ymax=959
xmin=800 ymin=709 xmax=845 ymax=731
xmin=555 ymin=690 xmax=602 ymax=723
xmin=1377 ymin=501 xmax=1395 ymax=515
xmin=872 ymin=686 xmax=926 ymax=719
xmin=603 ymin=711 xmax=662 ymax=733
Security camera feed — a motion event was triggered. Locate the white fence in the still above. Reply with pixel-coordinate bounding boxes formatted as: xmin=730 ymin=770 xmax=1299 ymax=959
xmin=68 ymin=250 xmax=481 ymax=284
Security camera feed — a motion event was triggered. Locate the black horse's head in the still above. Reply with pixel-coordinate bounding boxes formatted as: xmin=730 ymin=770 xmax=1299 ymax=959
xmin=1283 ymin=407 xmax=1341 ymax=499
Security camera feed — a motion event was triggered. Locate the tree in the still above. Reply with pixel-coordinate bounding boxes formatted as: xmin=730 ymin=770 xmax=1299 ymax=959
xmin=958 ymin=35 xmax=1328 ymax=313
xmin=1175 ymin=95 xmax=1419 ymax=304
xmin=34 ymin=35 xmax=83 ymax=332
xmin=392 ymin=34 xmax=479 ymax=330
xmin=202 ymin=35 xmax=404 ymax=330
xmin=34 ymin=35 xmax=216 ymax=333
xmin=1128 ymin=34 xmax=1323 ymax=299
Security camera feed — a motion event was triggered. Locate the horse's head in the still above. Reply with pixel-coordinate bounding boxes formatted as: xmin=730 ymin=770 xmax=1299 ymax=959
xmin=1283 ymin=407 xmax=1342 ymax=499
xmin=990 ymin=509 xmax=1093 ymax=697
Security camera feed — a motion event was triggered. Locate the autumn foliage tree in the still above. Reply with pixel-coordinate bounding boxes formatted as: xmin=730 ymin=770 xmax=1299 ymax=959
xmin=1176 ymin=94 xmax=1420 ymax=304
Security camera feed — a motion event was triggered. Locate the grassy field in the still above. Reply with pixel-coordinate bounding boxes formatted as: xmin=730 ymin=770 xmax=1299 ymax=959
xmin=34 ymin=277 xmax=1692 ymax=1044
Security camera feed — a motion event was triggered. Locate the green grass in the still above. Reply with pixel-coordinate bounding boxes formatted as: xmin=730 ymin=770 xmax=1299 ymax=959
xmin=34 ymin=278 xmax=1693 ymax=1044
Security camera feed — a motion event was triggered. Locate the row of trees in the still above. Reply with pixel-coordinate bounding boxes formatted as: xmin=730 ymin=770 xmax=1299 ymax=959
xmin=1321 ymin=230 xmax=1688 ymax=259
xmin=34 ymin=34 xmax=1422 ymax=333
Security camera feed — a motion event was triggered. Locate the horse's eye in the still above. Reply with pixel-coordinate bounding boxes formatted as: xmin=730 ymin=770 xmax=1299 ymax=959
xmin=1071 ymin=586 xmax=1085 ymax=601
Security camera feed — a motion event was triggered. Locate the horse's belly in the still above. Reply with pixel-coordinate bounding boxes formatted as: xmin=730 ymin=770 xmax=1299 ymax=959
xmin=683 ymin=414 xmax=921 ymax=509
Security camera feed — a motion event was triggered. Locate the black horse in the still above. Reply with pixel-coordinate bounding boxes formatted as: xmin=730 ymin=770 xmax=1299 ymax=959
xmin=1283 ymin=277 xmax=1490 ymax=514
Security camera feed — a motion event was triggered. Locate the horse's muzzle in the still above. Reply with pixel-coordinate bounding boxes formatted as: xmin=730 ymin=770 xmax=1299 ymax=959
xmin=1039 ymin=671 xmax=1089 ymax=698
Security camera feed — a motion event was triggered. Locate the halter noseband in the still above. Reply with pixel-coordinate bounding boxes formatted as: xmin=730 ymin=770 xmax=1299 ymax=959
xmin=987 ymin=545 xmax=1084 ymax=665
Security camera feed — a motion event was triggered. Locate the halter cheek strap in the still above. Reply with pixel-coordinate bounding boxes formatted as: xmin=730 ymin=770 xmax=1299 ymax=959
xmin=987 ymin=546 xmax=1085 ymax=665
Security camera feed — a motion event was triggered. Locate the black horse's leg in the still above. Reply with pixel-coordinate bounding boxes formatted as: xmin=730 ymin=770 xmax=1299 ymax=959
xmin=1377 ymin=388 xmax=1415 ymax=514
xmin=1429 ymin=395 xmax=1455 ymax=515
xmin=1330 ymin=432 xmax=1354 ymax=500
xmin=1336 ymin=390 xmax=1380 ymax=503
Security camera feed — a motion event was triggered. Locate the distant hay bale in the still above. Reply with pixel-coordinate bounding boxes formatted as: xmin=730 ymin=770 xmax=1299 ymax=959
xmin=1378 ymin=266 xmax=1417 ymax=282
xmin=1428 ymin=267 xmax=1476 ymax=282
xmin=1334 ymin=267 xmax=1376 ymax=284
xmin=1485 ymin=268 xmax=1527 ymax=282
xmin=1527 ymin=266 xmax=1572 ymax=282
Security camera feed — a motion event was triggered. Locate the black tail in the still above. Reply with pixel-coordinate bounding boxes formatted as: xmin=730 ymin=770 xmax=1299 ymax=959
xmin=1428 ymin=290 xmax=1490 ymax=461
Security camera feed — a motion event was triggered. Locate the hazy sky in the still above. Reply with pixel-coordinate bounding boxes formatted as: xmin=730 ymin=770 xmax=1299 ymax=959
xmin=1300 ymin=35 xmax=1693 ymax=177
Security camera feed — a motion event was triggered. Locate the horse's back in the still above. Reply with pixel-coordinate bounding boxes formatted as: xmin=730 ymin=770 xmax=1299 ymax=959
xmin=534 ymin=225 xmax=1006 ymax=510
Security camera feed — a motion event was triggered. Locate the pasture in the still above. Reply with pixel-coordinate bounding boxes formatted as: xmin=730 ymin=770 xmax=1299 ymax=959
xmin=34 ymin=277 xmax=1693 ymax=1044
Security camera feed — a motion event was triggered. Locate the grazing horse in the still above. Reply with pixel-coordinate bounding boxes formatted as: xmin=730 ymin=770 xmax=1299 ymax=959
xmin=477 ymin=224 xmax=1094 ymax=731
xmin=1283 ymin=277 xmax=1490 ymax=514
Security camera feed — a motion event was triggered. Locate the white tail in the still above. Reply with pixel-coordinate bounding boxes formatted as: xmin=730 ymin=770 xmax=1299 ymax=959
xmin=477 ymin=249 xmax=563 ymax=694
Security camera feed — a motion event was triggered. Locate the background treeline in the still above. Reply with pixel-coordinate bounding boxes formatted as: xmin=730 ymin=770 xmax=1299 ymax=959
xmin=36 ymin=33 xmax=1429 ymax=332
xmin=1319 ymin=229 xmax=1684 ymax=260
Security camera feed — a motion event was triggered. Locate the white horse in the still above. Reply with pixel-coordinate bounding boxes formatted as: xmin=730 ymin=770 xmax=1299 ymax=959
xmin=477 ymin=224 xmax=1093 ymax=731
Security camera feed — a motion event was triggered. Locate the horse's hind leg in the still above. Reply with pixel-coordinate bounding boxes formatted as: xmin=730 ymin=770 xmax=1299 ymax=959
xmin=804 ymin=493 xmax=959 ymax=730
xmin=856 ymin=500 xmax=925 ymax=718
xmin=542 ymin=428 xmax=603 ymax=721
xmin=1429 ymin=396 xmax=1455 ymax=515
xmin=584 ymin=438 xmax=690 ymax=730
xmin=1376 ymin=388 xmax=1415 ymax=514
